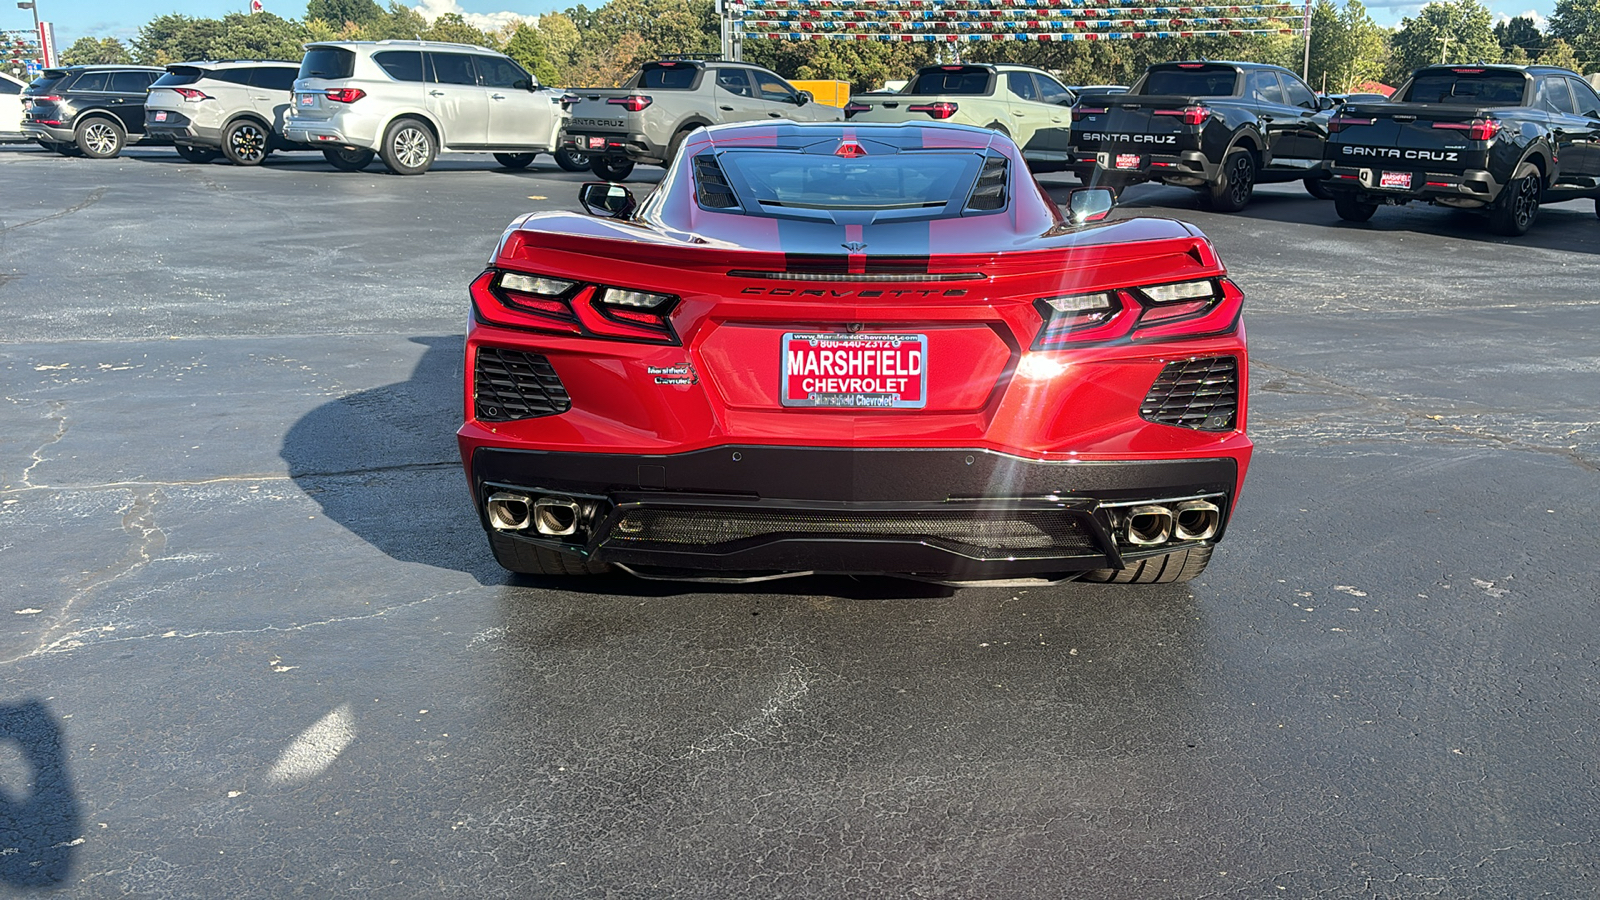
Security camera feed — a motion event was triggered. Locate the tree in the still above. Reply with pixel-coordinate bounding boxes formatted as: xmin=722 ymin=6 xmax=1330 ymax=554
xmin=1539 ymin=37 xmax=1581 ymax=70
xmin=537 ymin=13 xmax=582 ymax=77
xmin=61 ymin=37 xmax=133 ymax=65
xmin=208 ymin=13 xmax=308 ymax=61
xmin=1308 ymin=0 xmax=1387 ymax=93
xmin=1547 ymin=0 xmax=1600 ymax=71
xmin=1493 ymin=15 xmax=1543 ymax=57
xmin=504 ymin=22 xmax=559 ymax=85
xmin=364 ymin=3 xmax=430 ymax=41
xmin=305 ymin=0 xmax=385 ymax=28
xmin=746 ymin=40 xmax=934 ymax=93
xmin=1388 ymin=0 xmax=1499 ymax=81
xmin=421 ymin=12 xmax=496 ymax=48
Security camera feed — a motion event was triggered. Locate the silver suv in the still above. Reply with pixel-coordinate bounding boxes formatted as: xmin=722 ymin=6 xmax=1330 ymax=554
xmin=283 ymin=40 xmax=568 ymax=175
xmin=145 ymin=60 xmax=310 ymax=166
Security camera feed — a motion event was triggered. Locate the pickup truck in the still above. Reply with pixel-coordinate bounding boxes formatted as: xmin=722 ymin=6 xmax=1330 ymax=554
xmin=843 ymin=64 xmax=1076 ymax=171
xmin=1321 ymin=64 xmax=1600 ymax=235
xmin=1068 ymin=61 xmax=1335 ymax=211
xmin=561 ymin=59 xmax=842 ymax=180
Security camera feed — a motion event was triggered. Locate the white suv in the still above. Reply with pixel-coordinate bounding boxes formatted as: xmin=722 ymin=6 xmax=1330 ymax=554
xmin=282 ymin=40 xmax=568 ymax=175
xmin=145 ymin=60 xmax=309 ymax=165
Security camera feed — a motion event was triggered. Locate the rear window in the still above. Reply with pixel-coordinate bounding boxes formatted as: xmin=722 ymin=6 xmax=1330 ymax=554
xmin=154 ymin=68 xmax=204 ymax=87
xmin=638 ymin=64 xmax=697 ymax=89
xmin=299 ymin=47 xmax=356 ymax=80
xmin=71 ymin=72 xmax=109 ymax=92
xmin=1401 ymin=70 xmax=1527 ymax=106
xmin=1140 ymin=66 xmax=1240 ymax=96
xmin=715 ymin=150 xmax=984 ymax=211
xmin=29 ymin=70 xmax=69 ymax=93
xmin=373 ymin=51 xmax=423 ymax=83
xmin=908 ymin=67 xmax=992 ymax=95
xmin=250 ymin=67 xmax=299 ymax=92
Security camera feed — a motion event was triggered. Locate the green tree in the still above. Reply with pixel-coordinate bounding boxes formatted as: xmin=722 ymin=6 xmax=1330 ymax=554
xmin=584 ymin=0 xmax=717 ymax=59
xmin=1388 ymin=0 xmax=1499 ymax=81
xmin=1547 ymin=0 xmax=1600 ymax=71
xmin=208 ymin=13 xmax=308 ymax=61
xmin=537 ymin=13 xmax=582 ymax=77
xmin=1308 ymin=0 xmax=1387 ymax=93
xmin=504 ymin=22 xmax=559 ymax=84
xmin=1493 ymin=15 xmax=1544 ymax=57
xmin=746 ymin=40 xmax=934 ymax=93
xmin=364 ymin=2 xmax=430 ymax=41
xmin=421 ymin=12 xmax=496 ymax=49
xmin=305 ymin=0 xmax=385 ymax=27
xmin=1539 ymin=37 xmax=1581 ymax=70
xmin=61 ymin=37 xmax=133 ymax=65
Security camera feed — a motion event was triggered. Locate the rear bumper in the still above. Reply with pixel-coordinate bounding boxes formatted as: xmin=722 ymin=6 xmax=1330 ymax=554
xmin=467 ymin=445 xmax=1243 ymax=578
xmin=561 ymin=130 xmax=664 ymax=164
xmin=23 ymin=122 xmax=74 ymax=142
xmin=1070 ymin=149 xmax=1217 ymax=186
xmin=1324 ymin=163 xmax=1501 ymax=206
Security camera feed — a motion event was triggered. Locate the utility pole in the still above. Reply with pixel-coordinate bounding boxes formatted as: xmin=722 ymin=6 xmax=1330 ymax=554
xmin=1439 ymin=34 xmax=1451 ymax=64
xmin=1301 ymin=0 xmax=1312 ymax=80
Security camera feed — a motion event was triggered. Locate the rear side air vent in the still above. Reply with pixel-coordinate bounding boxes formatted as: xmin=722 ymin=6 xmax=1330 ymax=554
xmin=965 ymin=155 xmax=1008 ymax=211
xmin=1141 ymin=355 xmax=1239 ymax=431
xmin=693 ymin=153 xmax=738 ymax=209
xmin=474 ymin=348 xmax=571 ymax=421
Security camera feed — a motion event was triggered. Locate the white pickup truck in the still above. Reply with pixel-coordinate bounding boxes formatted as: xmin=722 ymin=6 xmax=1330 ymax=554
xmin=844 ymin=63 xmax=1077 ymax=171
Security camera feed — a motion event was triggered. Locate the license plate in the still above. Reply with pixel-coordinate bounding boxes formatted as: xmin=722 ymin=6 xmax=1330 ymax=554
xmin=1379 ymin=170 xmax=1412 ymax=189
xmin=298 ymin=93 xmax=316 ymax=108
xmin=1115 ymin=153 xmax=1141 ymax=169
xmin=781 ymin=333 xmax=927 ymax=409
xmin=153 ymin=111 xmax=167 ymax=122
xmin=587 ymin=136 xmax=606 ymax=150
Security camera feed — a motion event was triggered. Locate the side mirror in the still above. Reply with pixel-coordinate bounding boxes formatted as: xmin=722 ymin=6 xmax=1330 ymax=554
xmin=795 ymin=90 xmax=811 ymax=106
xmin=1318 ymin=95 xmax=1338 ymax=111
xmin=579 ymin=181 xmax=637 ymax=219
xmin=1065 ymin=187 xmax=1115 ymax=225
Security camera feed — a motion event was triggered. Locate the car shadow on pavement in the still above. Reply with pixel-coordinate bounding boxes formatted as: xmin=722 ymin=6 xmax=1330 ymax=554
xmin=277 ymin=335 xmax=988 ymax=600
xmin=0 ymin=699 xmax=81 ymax=889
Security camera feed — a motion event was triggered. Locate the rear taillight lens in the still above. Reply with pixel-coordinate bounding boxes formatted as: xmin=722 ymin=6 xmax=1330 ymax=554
xmin=174 ymin=88 xmax=209 ymax=102
xmin=1328 ymin=116 xmax=1374 ymax=133
xmin=324 ymin=88 xmax=366 ymax=103
xmin=472 ymin=270 xmax=679 ymax=344
xmin=1154 ymin=106 xmax=1210 ymax=125
xmin=1031 ymin=278 xmax=1241 ymax=349
xmin=908 ymin=101 xmax=958 ymax=120
xmin=32 ymin=94 xmax=60 ymax=102
xmin=593 ymin=287 xmax=678 ymax=337
xmin=843 ymin=101 xmax=871 ymax=119
xmin=607 ymin=95 xmax=652 ymax=112
xmin=1072 ymin=106 xmax=1106 ymax=121
xmin=560 ymin=93 xmax=581 ymax=109
xmin=1433 ymin=118 xmax=1499 ymax=141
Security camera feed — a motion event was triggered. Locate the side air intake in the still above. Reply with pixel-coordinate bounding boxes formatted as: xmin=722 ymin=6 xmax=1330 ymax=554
xmin=1140 ymin=356 xmax=1239 ymax=431
xmin=474 ymin=348 xmax=571 ymax=421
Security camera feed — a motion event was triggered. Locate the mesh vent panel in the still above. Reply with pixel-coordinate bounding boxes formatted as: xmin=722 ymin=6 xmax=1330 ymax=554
xmin=611 ymin=507 xmax=1097 ymax=554
xmin=965 ymin=156 xmax=1008 ymax=211
xmin=474 ymin=348 xmax=570 ymax=421
xmin=693 ymin=153 xmax=738 ymax=209
xmin=1141 ymin=355 xmax=1239 ymax=431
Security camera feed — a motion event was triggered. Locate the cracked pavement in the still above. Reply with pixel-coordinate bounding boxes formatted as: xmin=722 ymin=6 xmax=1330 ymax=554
xmin=0 ymin=145 xmax=1597 ymax=898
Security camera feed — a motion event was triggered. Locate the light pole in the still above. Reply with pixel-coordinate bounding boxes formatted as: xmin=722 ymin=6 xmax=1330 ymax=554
xmin=16 ymin=0 xmax=39 ymax=68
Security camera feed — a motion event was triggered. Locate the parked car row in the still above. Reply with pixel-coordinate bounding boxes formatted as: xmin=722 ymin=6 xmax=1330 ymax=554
xmin=18 ymin=40 xmax=588 ymax=174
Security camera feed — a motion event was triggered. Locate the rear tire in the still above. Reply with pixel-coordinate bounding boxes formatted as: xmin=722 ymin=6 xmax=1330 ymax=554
xmin=590 ymin=156 xmax=634 ymax=181
xmin=1333 ymin=192 xmax=1378 ymax=223
xmin=1303 ymin=176 xmax=1332 ymax=200
xmin=1079 ymin=545 xmax=1212 ymax=584
xmin=75 ymin=117 xmax=125 ymax=159
xmin=221 ymin=119 xmax=271 ymax=166
xmin=494 ymin=152 xmax=536 ymax=169
xmin=554 ymin=147 xmax=588 ymax=172
xmin=490 ymin=533 xmax=611 ymax=576
xmin=379 ymin=118 xmax=436 ymax=175
xmin=1202 ymin=148 xmax=1255 ymax=212
xmin=1488 ymin=171 xmax=1540 ymax=236
xmin=175 ymin=144 xmax=219 ymax=163
xmin=323 ymin=147 xmax=374 ymax=172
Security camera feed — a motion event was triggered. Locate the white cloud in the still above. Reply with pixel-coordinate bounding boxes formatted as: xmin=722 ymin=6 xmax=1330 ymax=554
xmin=1493 ymin=9 xmax=1548 ymax=29
xmin=412 ymin=0 xmax=530 ymax=33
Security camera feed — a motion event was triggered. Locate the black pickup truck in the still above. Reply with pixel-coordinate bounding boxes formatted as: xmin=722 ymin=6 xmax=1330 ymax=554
xmin=1321 ymin=64 xmax=1600 ymax=235
xmin=1068 ymin=60 xmax=1335 ymax=211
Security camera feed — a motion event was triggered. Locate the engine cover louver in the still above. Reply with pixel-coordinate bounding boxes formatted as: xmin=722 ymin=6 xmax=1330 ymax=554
xmin=474 ymin=348 xmax=571 ymax=421
xmin=1141 ymin=355 xmax=1239 ymax=431
xmin=693 ymin=154 xmax=738 ymax=209
xmin=965 ymin=155 xmax=1008 ymax=211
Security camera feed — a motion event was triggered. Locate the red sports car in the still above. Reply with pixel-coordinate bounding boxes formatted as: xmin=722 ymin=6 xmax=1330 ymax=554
xmin=458 ymin=122 xmax=1251 ymax=585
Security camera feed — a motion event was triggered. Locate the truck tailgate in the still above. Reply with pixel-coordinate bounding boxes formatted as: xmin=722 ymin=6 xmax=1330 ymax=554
xmin=1326 ymin=102 xmax=1497 ymax=173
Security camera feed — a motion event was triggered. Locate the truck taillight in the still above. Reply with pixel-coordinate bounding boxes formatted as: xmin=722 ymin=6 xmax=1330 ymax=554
xmin=325 ymin=88 xmax=366 ymax=103
xmin=1433 ymin=117 xmax=1499 ymax=141
xmin=1154 ymin=106 xmax=1210 ymax=125
xmin=1328 ymin=116 xmax=1374 ymax=133
xmin=908 ymin=101 xmax=958 ymax=120
xmin=174 ymin=88 xmax=209 ymax=102
xmin=1072 ymin=106 xmax=1107 ymax=121
xmin=607 ymin=95 xmax=652 ymax=112
xmin=843 ymin=101 xmax=871 ymax=119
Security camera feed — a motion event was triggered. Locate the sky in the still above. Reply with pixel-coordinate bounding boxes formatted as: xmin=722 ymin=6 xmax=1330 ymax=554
xmin=14 ymin=0 xmax=1560 ymax=55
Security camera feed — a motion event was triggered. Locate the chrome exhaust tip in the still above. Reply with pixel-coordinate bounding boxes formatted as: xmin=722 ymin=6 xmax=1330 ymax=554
xmin=485 ymin=492 xmax=533 ymax=531
xmin=1173 ymin=500 xmax=1221 ymax=542
xmin=533 ymin=496 xmax=583 ymax=537
xmin=1124 ymin=505 xmax=1173 ymax=546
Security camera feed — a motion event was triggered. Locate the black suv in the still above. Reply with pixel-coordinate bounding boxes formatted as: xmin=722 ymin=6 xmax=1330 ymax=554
xmin=23 ymin=65 xmax=166 ymax=158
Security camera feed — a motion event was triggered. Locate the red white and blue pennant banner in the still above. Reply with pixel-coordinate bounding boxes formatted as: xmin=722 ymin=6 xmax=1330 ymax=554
xmin=732 ymin=0 xmax=1304 ymax=39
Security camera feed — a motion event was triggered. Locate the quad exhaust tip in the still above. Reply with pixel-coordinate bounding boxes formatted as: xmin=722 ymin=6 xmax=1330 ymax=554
xmin=533 ymin=497 xmax=582 ymax=537
xmin=486 ymin=492 xmax=588 ymax=538
xmin=486 ymin=492 xmax=532 ymax=531
xmin=1173 ymin=500 xmax=1221 ymax=542
xmin=1124 ymin=505 xmax=1173 ymax=546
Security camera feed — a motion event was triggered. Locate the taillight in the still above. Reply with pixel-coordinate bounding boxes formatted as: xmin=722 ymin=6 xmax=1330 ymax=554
xmin=1031 ymin=278 xmax=1241 ymax=349
xmin=173 ymin=88 xmax=210 ymax=102
xmin=1072 ymin=106 xmax=1106 ymax=121
xmin=324 ymin=88 xmax=366 ymax=103
xmin=843 ymin=101 xmax=871 ymax=119
xmin=607 ymin=95 xmax=652 ymax=112
xmin=1433 ymin=118 xmax=1499 ymax=141
xmin=908 ymin=101 xmax=958 ymax=120
xmin=472 ymin=270 xmax=678 ymax=344
xmin=1154 ymin=106 xmax=1210 ymax=125
xmin=1328 ymin=115 xmax=1374 ymax=133
xmin=560 ymin=93 xmax=581 ymax=109
xmin=592 ymin=287 xmax=677 ymax=338
xmin=31 ymin=94 xmax=60 ymax=102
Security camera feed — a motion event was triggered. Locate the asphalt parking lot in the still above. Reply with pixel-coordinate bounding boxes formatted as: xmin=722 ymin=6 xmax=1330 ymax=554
xmin=2 ymin=143 xmax=1597 ymax=898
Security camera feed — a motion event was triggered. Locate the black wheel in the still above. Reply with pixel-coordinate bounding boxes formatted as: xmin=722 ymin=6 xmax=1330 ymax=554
xmin=666 ymin=126 xmax=700 ymax=163
xmin=174 ymin=144 xmax=220 ymax=163
xmin=589 ymin=156 xmax=634 ymax=181
xmin=1332 ymin=192 xmax=1379 ymax=223
xmin=494 ymin=152 xmax=536 ymax=169
xmin=1202 ymin=148 xmax=1255 ymax=212
xmin=323 ymin=146 xmax=374 ymax=172
xmin=221 ymin=119 xmax=271 ymax=166
xmin=1078 ymin=545 xmax=1212 ymax=584
xmin=1488 ymin=171 xmax=1541 ymax=236
xmin=75 ymin=117 xmax=125 ymax=159
xmin=1303 ymin=176 xmax=1332 ymax=200
xmin=554 ymin=146 xmax=588 ymax=172
xmin=379 ymin=118 xmax=436 ymax=175
xmin=489 ymin=533 xmax=611 ymax=576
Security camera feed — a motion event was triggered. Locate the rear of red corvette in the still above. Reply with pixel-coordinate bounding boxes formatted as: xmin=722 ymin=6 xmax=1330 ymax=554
xmin=458 ymin=123 xmax=1251 ymax=584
